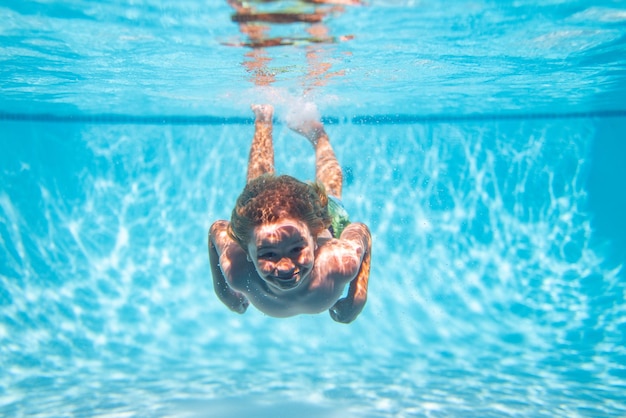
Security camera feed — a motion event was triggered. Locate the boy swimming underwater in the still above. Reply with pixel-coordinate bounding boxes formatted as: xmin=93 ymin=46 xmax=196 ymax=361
xmin=208 ymin=104 xmax=371 ymax=323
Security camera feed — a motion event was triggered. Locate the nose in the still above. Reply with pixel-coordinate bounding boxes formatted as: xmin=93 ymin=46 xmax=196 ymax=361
xmin=274 ymin=258 xmax=295 ymax=275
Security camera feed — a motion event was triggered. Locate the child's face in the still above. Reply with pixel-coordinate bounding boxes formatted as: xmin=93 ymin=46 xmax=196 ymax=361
xmin=247 ymin=218 xmax=316 ymax=292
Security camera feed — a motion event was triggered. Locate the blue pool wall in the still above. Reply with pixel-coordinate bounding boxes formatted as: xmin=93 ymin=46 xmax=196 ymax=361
xmin=1 ymin=117 xmax=625 ymax=414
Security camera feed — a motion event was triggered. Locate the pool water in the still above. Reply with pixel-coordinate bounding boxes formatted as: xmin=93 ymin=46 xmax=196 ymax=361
xmin=2 ymin=1 xmax=626 ymax=417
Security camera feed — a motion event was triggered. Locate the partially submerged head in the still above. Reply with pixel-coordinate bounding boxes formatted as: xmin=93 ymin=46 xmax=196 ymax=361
xmin=228 ymin=174 xmax=331 ymax=291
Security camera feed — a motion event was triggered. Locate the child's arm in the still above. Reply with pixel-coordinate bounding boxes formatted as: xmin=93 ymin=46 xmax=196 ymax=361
xmin=208 ymin=221 xmax=249 ymax=314
xmin=329 ymin=223 xmax=371 ymax=323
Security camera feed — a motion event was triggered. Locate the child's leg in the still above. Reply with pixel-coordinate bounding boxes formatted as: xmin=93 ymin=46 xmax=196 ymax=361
xmin=313 ymin=128 xmax=343 ymax=199
xmin=247 ymin=104 xmax=275 ymax=183
xmin=290 ymin=119 xmax=343 ymax=199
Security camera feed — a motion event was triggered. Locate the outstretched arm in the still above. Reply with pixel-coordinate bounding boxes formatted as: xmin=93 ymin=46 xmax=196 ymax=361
xmin=329 ymin=223 xmax=371 ymax=323
xmin=208 ymin=221 xmax=249 ymax=314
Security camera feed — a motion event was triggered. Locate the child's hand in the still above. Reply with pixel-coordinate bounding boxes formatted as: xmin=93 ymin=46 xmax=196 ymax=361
xmin=228 ymin=294 xmax=250 ymax=314
xmin=329 ymin=295 xmax=364 ymax=324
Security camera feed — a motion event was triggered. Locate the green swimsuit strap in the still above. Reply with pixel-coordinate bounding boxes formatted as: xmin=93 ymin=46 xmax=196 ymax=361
xmin=327 ymin=195 xmax=351 ymax=239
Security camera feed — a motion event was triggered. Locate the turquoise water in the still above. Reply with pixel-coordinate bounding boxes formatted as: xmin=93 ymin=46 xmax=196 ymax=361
xmin=2 ymin=1 xmax=626 ymax=417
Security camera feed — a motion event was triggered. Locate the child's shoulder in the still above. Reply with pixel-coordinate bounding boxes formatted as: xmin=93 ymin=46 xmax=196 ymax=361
xmin=210 ymin=219 xmax=229 ymax=234
xmin=210 ymin=220 xmax=237 ymax=252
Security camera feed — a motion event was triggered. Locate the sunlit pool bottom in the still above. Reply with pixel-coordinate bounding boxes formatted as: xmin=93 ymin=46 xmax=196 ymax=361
xmin=1 ymin=116 xmax=625 ymax=417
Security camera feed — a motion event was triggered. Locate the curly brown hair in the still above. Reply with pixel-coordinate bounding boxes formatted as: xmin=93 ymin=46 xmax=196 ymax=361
xmin=228 ymin=174 xmax=331 ymax=251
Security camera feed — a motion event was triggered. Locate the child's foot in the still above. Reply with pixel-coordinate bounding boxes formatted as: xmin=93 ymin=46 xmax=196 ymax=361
xmin=289 ymin=118 xmax=325 ymax=145
xmin=287 ymin=103 xmax=325 ymax=145
xmin=251 ymin=104 xmax=273 ymax=123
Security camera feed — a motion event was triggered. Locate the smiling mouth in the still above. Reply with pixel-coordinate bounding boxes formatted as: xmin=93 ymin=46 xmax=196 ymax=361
xmin=267 ymin=270 xmax=301 ymax=289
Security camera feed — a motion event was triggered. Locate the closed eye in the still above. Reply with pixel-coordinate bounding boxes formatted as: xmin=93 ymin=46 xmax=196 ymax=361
xmin=258 ymin=251 xmax=278 ymax=260
xmin=290 ymin=246 xmax=305 ymax=254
